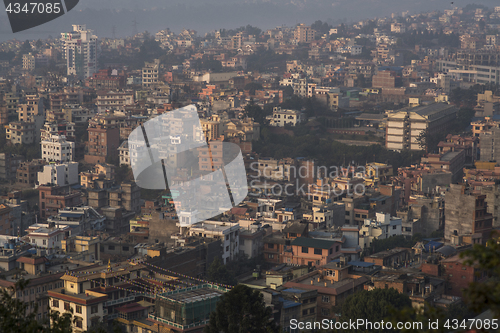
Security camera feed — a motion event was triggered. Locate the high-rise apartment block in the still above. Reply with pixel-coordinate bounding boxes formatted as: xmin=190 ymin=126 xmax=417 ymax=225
xmin=294 ymin=24 xmax=316 ymax=43
xmin=61 ymin=25 xmax=98 ymax=79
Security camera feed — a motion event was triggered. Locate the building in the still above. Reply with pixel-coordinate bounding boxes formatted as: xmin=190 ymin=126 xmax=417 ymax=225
xmin=84 ymin=115 xmax=120 ymax=164
xmin=86 ymin=68 xmax=126 ymax=89
xmin=0 ymin=153 xmax=23 ymax=181
xmin=269 ymin=107 xmax=306 ymax=127
xmin=440 ymin=254 xmax=487 ymax=297
xmin=385 ymin=103 xmax=458 ymax=151
xmin=480 ymin=127 xmax=500 ymax=162
xmin=41 ymin=135 xmax=75 ymax=163
xmin=359 ymin=213 xmax=403 ymax=249
xmin=24 ymin=224 xmax=71 ymax=253
xmin=37 ymin=162 xmax=79 ymax=188
xmin=96 ymin=90 xmax=134 ymax=113
xmin=294 ymin=24 xmax=316 ymax=43
xmin=16 ymin=159 xmax=46 ymax=187
xmin=61 ymin=25 xmax=98 ymax=78
xmin=281 ymin=237 xmax=342 ymax=267
xmin=149 ymin=284 xmax=229 ymax=332
xmin=186 ymin=221 xmax=240 ymax=264
xmin=364 ymin=248 xmax=412 ymax=267
xmin=22 ymin=53 xmax=35 ymax=71
xmin=38 ymin=185 xmax=82 ymax=219
xmin=444 ymin=184 xmax=493 ymax=245
xmin=48 ymin=206 xmax=106 ymax=234
xmin=142 ymin=59 xmax=160 ymax=88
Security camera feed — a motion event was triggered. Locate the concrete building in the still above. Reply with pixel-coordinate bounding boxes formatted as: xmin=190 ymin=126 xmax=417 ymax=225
xmin=22 ymin=53 xmax=35 ymax=71
xmin=37 ymin=162 xmax=79 ymax=188
xmin=41 ymin=135 xmax=75 ymax=163
xmin=84 ymin=115 xmax=120 ymax=164
xmin=95 ymin=90 xmax=134 ymax=113
xmin=24 ymin=224 xmax=70 ymax=253
xmin=359 ymin=213 xmax=402 ymax=248
xmin=294 ymin=24 xmax=316 ymax=43
xmin=269 ymin=107 xmax=305 ymax=127
xmin=142 ymin=59 xmax=160 ymax=88
xmin=47 ymin=206 xmax=106 ymax=234
xmin=444 ymin=184 xmax=493 ymax=245
xmin=386 ymin=103 xmax=458 ymax=151
xmin=0 ymin=153 xmax=23 ymax=181
xmin=16 ymin=159 xmax=46 ymax=187
xmin=480 ymin=127 xmax=500 ymax=162
xmin=38 ymin=185 xmax=82 ymax=219
xmin=61 ymin=25 xmax=98 ymax=79
xmin=186 ymin=221 xmax=240 ymax=264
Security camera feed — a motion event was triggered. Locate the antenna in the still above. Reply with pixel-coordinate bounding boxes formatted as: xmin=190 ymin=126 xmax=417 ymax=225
xmin=132 ymin=20 xmax=138 ymax=36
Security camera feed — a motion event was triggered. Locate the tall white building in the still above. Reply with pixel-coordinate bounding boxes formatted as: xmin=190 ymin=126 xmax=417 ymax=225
xmin=41 ymin=134 xmax=75 ymax=163
xmin=61 ymin=25 xmax=98 ymax=78
xmin=37 ymin=162 xmax=79 ymax=187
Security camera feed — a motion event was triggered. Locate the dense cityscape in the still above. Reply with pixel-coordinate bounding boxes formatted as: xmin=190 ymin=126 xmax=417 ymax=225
xmin=0 ymin=2 xmax=500 ymax=333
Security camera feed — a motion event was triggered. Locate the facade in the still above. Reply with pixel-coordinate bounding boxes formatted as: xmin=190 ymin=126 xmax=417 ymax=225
xmin=84 ymin=115 xmax=120 ymax=164
xmin=444 ymin=184 xmax=493 ymax=245
xmin=17 ymin=159 xmax=46 ymax=187
xmin=38 ymin=185 xmax=82 ymax=219
xmin=41 ymin=135 xmax=75 ymax=163
xmin=386 ymin=103 xmax=458 ymax=151
xmin=269 ymin=107 xmax=305 ymax=127
xmin=22 ymin=53 xmax=35 ymax=71
xmin=142 ymin=59 xmax=160 ymax=88
xmin=294 ymin=24 xmax=316 ymax=43
xmin=480 ymin=127 xmax=500 ymax=162
xmin=96 ymin=90 xmax=134 ymax=112
xmin=37 ymin=162 xmax=79 ymax=187
xmin=61 ymin=25 xmax=98 ymax=78
xmin=187 ymin=221 xmax=240 ymax=264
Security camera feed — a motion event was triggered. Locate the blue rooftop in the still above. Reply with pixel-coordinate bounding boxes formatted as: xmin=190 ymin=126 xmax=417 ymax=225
xmin=279 ymin=297 xmax=301 ymax=309
xmin=282 ymin=288 xmax=306 ymax=294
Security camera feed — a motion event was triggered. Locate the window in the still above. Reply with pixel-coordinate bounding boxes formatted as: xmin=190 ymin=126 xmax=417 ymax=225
xmin=314 ymin=248 xmax=322 ymax=255
xmin=52 ymin=300 xmax=59 ymax=308
xmin=392 ymin=225 xmax=397 ymax=230
xmin=91 ymin=305 xmax=98 ymax=314
xmin=302 ymin=310 xmax=308 ymax=316
xmin=321 ymin=308 xmax=330 ymax=316
xmin=108 ymin=245 xmax=115 ymax=250
xmin=310 ymin=308 xmax=315 ymax=314
xmin=75 ymin=318 xmax=83 ymax=329
xmin=268 ymin=254 xmax=274 ymax=259
xmin=302 ymin=247 xmax=308 ymax=253
xmin=268 ymin=243 xmax=274 ymax=249
xmin=322 ymin=295 xmax=330 ymax=303
xmin=76 ymin=305 xmax=82 ymax=314
xmin=122 ymin=246 xmax=129 ymax=251
xmin=64 ymin=302 xmax=70 ymax=311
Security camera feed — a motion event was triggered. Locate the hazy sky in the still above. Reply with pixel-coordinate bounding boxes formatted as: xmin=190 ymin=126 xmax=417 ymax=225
xmin=1 ymin=0 xmax=499 ymax=42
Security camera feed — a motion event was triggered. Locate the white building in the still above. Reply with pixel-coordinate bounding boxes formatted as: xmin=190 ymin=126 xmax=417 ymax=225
xmin=24 ymin=224 xmax=70 ymax=253
xmin=61 ymin=25 xmax=98 ymax=79
xmin=142 ymin=59 xmax=160 ymax=87
xmin=359 ymin=212 xmax=402 ymax=248
xmin=118 ymin=140 xmax=130 ymax=166
xmin=96 ymin=90 xmax=134 ymax=112
xmin=268 ymin=107 xmax=306 ymax=127
xmin=187 ymin=221 xmax=240 ymax=264
xmin=37 ymin=162 xmax=79 ymax=187
xmin=41 ymin=135 xmax=75 ymax=163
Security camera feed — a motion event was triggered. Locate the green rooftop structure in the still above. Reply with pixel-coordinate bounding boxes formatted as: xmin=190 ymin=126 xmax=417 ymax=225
xmin=149 ymin=284 xmax=229 ymax=331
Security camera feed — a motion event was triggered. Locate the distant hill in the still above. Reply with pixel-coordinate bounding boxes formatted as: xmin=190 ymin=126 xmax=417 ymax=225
xmin=0 ymin=0 xmax=498 ymax=41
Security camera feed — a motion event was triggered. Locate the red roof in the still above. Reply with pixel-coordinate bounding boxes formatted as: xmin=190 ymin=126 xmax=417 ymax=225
xmin=17 ymin=256 xmax=48 ymax=265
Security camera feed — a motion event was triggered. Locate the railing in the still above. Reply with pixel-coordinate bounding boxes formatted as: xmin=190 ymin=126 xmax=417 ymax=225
xmin=104 ymin=295 xmax=136 ymax=307
xmin=148 ymin=314 xmax=209 ymax=329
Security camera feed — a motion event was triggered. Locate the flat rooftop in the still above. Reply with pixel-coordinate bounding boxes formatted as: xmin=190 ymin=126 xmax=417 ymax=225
xmin=162 ymin=287 xmax=225 ymax=303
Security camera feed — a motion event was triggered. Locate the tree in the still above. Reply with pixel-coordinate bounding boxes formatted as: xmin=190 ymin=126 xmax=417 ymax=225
xmin=204 ymin=284 xmax=278 ymax=333
xmin=341 ymin=288 xmax=412 ymax=333
xmin=207 ymin=257 xmax=237 ymax=286
xmin=244 ymin=82 xmax=263 ymax=95
xmin=460 ymin=232 xmax=500 ymax=318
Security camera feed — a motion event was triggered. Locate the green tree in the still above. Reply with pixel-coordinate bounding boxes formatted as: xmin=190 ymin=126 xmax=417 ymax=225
xmin=207 ymin=257 xmax=237 ymax=286
xmin=244 ymin=82 xmax=263 ymax=95
xmin=204 ymin=284 xmax=278 ymax=333
xmin=460 ymin=232 xmax=500 ymax=318
xmin=341 ymin=288 xmax=412 ymax=333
